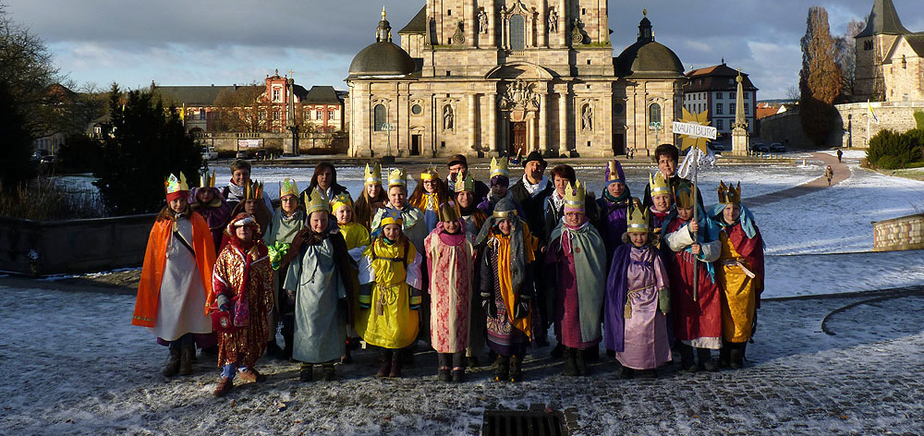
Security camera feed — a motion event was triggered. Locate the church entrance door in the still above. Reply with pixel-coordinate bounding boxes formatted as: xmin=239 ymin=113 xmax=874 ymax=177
xmin=510 ymin=121 xmax=527 ymax=157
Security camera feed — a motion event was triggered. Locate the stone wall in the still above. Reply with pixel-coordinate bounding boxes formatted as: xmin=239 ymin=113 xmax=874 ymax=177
xmin=874 ymin=213 xmax=924 ymax=252
xmin=0 ymin=214 xmax=155 ymax=276
xmin=759 ymin=101 xmax=924 ymax=148
xmin=195 ymin=132 xmax=347 ymax=154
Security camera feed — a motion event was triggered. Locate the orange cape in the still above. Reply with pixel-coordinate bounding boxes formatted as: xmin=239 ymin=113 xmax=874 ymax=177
xmin=132 ymin=213 xmax=216 ymax=327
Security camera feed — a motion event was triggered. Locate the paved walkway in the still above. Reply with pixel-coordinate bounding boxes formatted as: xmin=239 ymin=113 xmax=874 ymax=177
xmin=747 ymin=152 xmax=850 ymax=207
xmin=0 ymin=279 xmax=921 ymax=435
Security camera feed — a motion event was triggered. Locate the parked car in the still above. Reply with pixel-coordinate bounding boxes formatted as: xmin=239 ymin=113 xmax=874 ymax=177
xmin=769 ymin=143 xmax=785 ymax=152
xmin=750 ymin=143 xmax=769 ymax=152
xmin=253 ymin=149 xmax=267 ymax=160
xmin=708 ymin=142 xmax=725 ymax=152
xmin=235 ymin=150 xmax=249 ymax=159
xmin=200 ymin=146 xmax=217 ymax=160
xmin=40 ymin=155 xmax=57 ymax=165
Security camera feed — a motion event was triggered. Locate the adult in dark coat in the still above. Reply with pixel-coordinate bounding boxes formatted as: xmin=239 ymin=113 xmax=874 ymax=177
xmin=446 ymin=154 xmax=489 ymax=202
xmin=509 ymin=151 xmax=555 ymax=245
xmin=643 ymin=143 xmax=703 ymax=208
xmin=300 ymin=162 xmax=349 ymax=202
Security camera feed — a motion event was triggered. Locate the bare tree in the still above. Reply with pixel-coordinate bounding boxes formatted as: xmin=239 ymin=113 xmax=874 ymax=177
xmin=834 ymin=19 xmax=865 ymax=98
xmin=210 ymin=84 xmax=269 ymax=133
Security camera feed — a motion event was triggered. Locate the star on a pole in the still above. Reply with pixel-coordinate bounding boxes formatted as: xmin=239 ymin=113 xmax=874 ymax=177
xmin=679 ymin=107 xmax=711 ymax=154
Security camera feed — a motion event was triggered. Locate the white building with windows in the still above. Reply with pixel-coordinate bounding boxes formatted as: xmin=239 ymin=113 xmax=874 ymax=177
xmin=682 ymin=63 xmax=758 ymax=136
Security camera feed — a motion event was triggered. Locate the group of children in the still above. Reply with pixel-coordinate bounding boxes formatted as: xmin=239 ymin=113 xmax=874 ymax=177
xmin=133 ymin=144 xmax=764 ymax=397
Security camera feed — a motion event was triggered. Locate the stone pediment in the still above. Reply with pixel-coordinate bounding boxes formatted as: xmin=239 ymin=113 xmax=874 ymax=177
xmin=484 ymin=61 xmax=553 ymax=80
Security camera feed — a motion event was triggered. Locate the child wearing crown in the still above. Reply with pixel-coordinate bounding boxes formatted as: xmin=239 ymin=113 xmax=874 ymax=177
xmin=453 ymin=172 xmax=489 ymax=366
xmin=134 ymin=173 xmax=216 ymax=378
xmin=189 ymin=170 xmax=231 ymax=254
xmin=371 ymin=168 xmax=427 ymax=255
xmin=357 ymin=209 xmax=423 ymax=378
xmin=604 ymin=199 xmax=672 ymax=379
xmin=662 ymin=181 xmax=723 ymax=372
xmin=647 ymin=172 xmax=674 ymax=247
xmin=597 ymin=160 xmax=632 ymax=263
xmin=263 ymin=178 xmax=305 ymax=359
xmin=354 ymin=163 xmax=388 ymax=230
xmin=545 ymin=180 xmax=607 ymax=377
xmin=409 ymin=168 xmax=452 ymax=234
xmin=281 ymin=190 xmax=354 ymax=382
xmin=475 ymin=198 xmax=539 ymax=382
xmin=210 ymin=213 xmax=274 ymax=397
xmin=478 ymin=157 xmax=523 ymax=216
xmin=709 ymin=182 xmax=765 ymax=369
xmin=228 ymin=180 xmax=272 ymax=245
xmin=424 ymin=203 xmax=475 ymax=382
xmin=331 ymin=192 xmax=370 ymax=364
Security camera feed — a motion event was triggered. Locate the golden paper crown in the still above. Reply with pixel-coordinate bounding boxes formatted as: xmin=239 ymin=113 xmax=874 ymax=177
xmin=279 ymin=178 xmax=299 ymax=199
xmin=330 ymin=192 xmax=353 ymax=213
xmin=438 ymin=202 xmax=460 ymax=222
xmin=605 ymin=160 xmax=625 ymax=184
xmin=563 ymin=179 xmax=586 ymax=214
xmin=165 ymin=173 xmax=189 ymax=195
xmin=674 ymin=181 xmax=695 ymax=209
xmin=379 ymin=208 xmax=404 ymax=227
xmin=419 ymin=168 xmax=440 ymax=181
xmin=717 ymin=181 xmax=741 ymax=204
xmin=388 ymin=168 xmax=407 ymax=188
xmin=305 ymin=189 xmax=331 ymax=215
xmin=244 ymin=180 xmax=264 ymax=201
xmin=626 ymin=198 xmax=650 ymax=233
xmin=649 ymin=172 xmax=671 ymax=197
xmin=490 ymin=156 xmax=509 ymax=178
xmin=455 ymin=173 xmax=475 ymax=192
xmin=200 ymin=170 xmax=216 ymax=188
xmin=364 ymin=163 xmax=382 ymax=185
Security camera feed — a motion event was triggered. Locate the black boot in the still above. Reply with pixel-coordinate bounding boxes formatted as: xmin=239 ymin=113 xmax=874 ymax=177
xmin=619 ymin=367 xmax=634 ymax=379
xmin=438 ymin=353 xmax=452 ymax=382
xmin=575 ymin=348 xmax=587 ymax=376
xmin=451 ymin=352 xmax=466 ymax=383
xmin=550 ymin=343 xmax=564 ymax=359
xmin=729 ymin=344 xmax=744 ymax=369
xmin=679 ymin=344 xmax=698 ymax=373
xmin=178 ymin=343 xmax=195 ymax=376
xmin=389 ymin=349 xmax=403 ymax=378
xmin=376 ymin=350 xmax=392 ymax=378
xmin=583 ymin=347 xmax=600 ymax=363
xmin=697 ymin=348 xmax=718 ymax=372
xmin=493 ymin=355 xmax=510 ymax=382
xmin=562 ymin=348 xmax=578 ymax=376
xmin=300 ymin=363 xmax=314 ymax=382
xmin=321 ymin=363 xmax=336 ymax=381
xmin=718 ymin=345 xmax=731 ymax=368
xmin=162 ymin=346 xmax=181 ymax=377
xmin=509 ymin=354 xmax=523 ymax=382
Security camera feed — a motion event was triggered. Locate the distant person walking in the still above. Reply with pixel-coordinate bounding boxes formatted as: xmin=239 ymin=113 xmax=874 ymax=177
xmin=836 ymin=149 xmax=843 ymax=163
xmin=825 ymin=165 xmax=834 ymax=186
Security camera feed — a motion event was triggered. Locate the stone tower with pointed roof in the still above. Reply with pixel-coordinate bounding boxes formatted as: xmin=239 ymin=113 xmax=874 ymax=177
xmin=346 ymin=2 xmax=687 ymax=158
xmin=854 ymin=0 xmax=924 ymax=101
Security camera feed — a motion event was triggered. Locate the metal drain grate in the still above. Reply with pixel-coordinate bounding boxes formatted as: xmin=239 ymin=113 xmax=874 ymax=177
xmin=482 ymin=409 xmax=568 ymax=436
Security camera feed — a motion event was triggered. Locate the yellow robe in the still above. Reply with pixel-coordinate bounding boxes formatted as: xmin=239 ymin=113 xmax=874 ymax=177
xmin=716 ymin=231 xmax=759 ymax=343
xmin=356 ymin=238 xmax=423 ymax=349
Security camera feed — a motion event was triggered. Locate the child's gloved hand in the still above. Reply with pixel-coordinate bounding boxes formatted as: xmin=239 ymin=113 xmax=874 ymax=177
xmin=216 ymin=294 xmax=230 ymax=312
xmin=482 ymin=295 xmax=497 ymax=318
xmin=514 ymin=301 xmax=529 ymax=319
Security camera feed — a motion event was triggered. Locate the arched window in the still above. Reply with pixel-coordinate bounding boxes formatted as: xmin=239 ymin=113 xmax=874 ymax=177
xmin=373 ymin=104 xmax=386 ymax=131
xmin=510 ymin=15 xmax=525 ymax=50
xmin=649 ymin=103 xmax=661 ymax=124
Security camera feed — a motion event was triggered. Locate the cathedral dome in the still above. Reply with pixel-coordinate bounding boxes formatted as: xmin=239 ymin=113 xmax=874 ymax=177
xmin=615 ymin=12 xmax=685 ymax=79
xmin=348 ymin=41 xmax=416 ymax=78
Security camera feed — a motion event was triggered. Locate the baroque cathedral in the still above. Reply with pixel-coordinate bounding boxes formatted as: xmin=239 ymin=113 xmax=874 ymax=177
xmin=346 ymin=1 xmax=686 ymax=158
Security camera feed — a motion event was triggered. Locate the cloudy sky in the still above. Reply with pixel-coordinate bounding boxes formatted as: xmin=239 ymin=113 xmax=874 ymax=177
xmin=6 ymin=0 xmax=924 ymax=99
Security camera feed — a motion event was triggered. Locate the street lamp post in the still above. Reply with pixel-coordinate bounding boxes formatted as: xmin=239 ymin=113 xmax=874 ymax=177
xmin=381 ymin=122 xmax=396 ymax=163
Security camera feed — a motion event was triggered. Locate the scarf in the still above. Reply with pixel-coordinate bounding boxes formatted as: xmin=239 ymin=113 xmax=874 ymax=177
xmin=521 ymin=175 xmax=549 ymax=197
xmin=225 ymin=180 xmax=245 ymax=202
xmin=551 ymin=190 xmax=565 ymax=212
xmin=436 ymin=220 xmax=467 ymax=246
xmin=603 ymin=187 xmax=630 ymax=204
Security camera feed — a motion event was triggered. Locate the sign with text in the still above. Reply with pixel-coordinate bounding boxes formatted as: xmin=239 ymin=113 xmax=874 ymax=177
xmin=238 ymin=139 xmax=262 ymax=149
xmin=672 ymin=122 xmax=717 ymax=140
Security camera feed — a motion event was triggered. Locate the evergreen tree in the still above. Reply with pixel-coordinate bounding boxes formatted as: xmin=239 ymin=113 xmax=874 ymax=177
xmin=93 ymin=85 xmax=202 ymax=216
xmin=799 ymin=6 xmax=843 ymax=146
xmin=0 ymin=80 xmax=36 ymax=189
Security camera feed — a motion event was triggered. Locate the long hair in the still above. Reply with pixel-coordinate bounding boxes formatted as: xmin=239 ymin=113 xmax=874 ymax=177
xmin=308 ymin=162 xmax=337 ymax=190
xmin=354 ymin=184 xmax=388 ymax=229
xmin=156 ymin=202 xmax=192 ymax=222
xmin=408 ymin=176 xmax=451 ymax=211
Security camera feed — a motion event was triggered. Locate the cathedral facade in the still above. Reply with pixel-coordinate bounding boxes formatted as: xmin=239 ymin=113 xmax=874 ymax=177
xmin=347 ymin=1 xmax=686 ymax=158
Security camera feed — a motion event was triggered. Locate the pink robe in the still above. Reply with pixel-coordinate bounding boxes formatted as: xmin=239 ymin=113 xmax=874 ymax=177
xmin=616 ymin=245 xmax=672 ymax=370
xmin=424 ymin=224 xmax=474 ymax=353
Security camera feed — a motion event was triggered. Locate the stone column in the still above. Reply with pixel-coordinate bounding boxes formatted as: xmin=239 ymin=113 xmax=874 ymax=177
xmin=487 ymin=92 xmax=497 ymax=153
xmin=559 ymin=91 xmax=568 ymax=153
xmin=467 ymin=0 xmax=476 ymax=47
xmin=541 ymin=0 xmax=549 ymax=47
xmin=468 ymin=93 xmax=478 ymax=151
xmin=530 ymin=113 xmax=538 ymax=152
xmin=539 ymin=92 xmax=548 ymax=154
